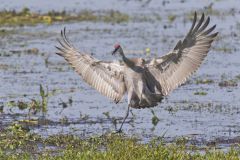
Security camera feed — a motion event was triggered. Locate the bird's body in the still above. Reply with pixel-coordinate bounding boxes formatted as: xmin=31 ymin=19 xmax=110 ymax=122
xmin=56 ymin=12 xmax=218 ymax=131
xmin=122 ymin=58 xmax=163 ymax=108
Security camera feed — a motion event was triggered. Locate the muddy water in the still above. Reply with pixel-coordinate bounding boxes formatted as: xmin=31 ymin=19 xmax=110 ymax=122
xmin=0 ymin=0 xmax=240 ymax=148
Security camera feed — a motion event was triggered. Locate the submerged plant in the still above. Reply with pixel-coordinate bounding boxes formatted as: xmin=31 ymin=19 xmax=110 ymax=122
xmin=196 ymin=79 xmax=214 ymax=84
xmin=1 ymin=128 xmax=239 ymax=159
xmin=219 ymin=79 xmax=238 ymax=87
xmin=0 ymin=103 xmax=3 ymax=113
xmin=219 ymin=74 xmax=238 ymax=87
xmin=194 ymin=91 xmax=208 ymax=96
xmin=0 ymin=123 xmax=40 ymax=151
xmin=151 ymin=109 xmax=160 ymax=126
xmin=168 ymin=14 xmax=176 ymax=22
xmin=4 ymin=84 xmax=49 ymax=119
xmin=40 ymin=84 xmax=48 ymax=117
xmin=0 ymin=8 xmax=129 ymax=27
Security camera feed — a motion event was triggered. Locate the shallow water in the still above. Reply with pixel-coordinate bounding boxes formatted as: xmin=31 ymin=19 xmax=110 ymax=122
xmin=0 ymin=0 xmax=240 ymax=148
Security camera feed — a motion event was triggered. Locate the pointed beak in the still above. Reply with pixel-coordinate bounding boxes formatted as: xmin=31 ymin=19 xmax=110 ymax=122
xmin=112 ymin=48 xmax=118 ymax=55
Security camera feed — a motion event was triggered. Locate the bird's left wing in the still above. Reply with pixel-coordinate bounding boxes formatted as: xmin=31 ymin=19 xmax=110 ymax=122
xmin=146 ymin=12 xmax=218 ymax=96
xmin=56 ymin=28 xmax=126 ymax=103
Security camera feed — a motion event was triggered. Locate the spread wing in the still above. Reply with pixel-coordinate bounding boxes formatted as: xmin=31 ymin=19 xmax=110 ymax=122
xmin=56 ymin=28 xmax=126 ymax=103
xmin=146 ymin=12 xmax=218 ymax=96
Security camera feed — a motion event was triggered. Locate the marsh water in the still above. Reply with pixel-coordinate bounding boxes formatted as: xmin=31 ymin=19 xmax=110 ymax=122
xmin=0 ymin=0 xmax=240 ymax=149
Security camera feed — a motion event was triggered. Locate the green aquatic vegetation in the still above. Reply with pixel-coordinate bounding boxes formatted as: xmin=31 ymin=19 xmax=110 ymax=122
xmin=203 ymin=3 xmax=221 ymax=16
xmin=103 ymin=111 xmax=110 ymax=119
xmin=165 ymin=105 xmax=178 ymax=114
xmin=9 ymin=48 xmax=39 ymax=55
xmin=235 ymin=74 xmax=240 ymax=81
xmin=186 ymin=7 xmax=220 ymax=21
xmin=151 ymin=109 xmax=160 ymax=126
xmin=40 ymin=84 xmax=48 ymax=116
xmin=129 ymin=12 xmax=162 ymax=23
xmin=1 ymin=127 xmax=240 ymax=160
xmin=4 ymin=85 xmax=49 ymax=119
xmin=80 ymin=113 xmax=90 ymax=121
xmin=219 ymin=80 xmax=238 ymax=87
xmin=0 ymin=8 xmax=129 ymax=27
xmin=0 ymin=104 xmax=3 ymax=113
xmin=0 ymin=64 xmax=9 ymax=70
xmin=215 ymin=45 xmax=232 ymax=53
xmin=102 ymin=10 xmax=129 ymax=23
xmin=102 ymin=111 xmax=118 ymax=129
xmin=168 ymin=14 xmax=176 ymax=23
xmin=60 ymin=116 xmax=69 ymax=125
xmin=196 ymin=79 xmax=214 ymax=84
xmin=26 ymin=48 xmax=39 ymax=54
xmin=194 ymin=91 xmax=208 ymax=96
xmin=0 ymin=29 xmax=16 ymax=35
xmin=154 ymin=13 xmax=162 ymax=21
xmin=7 ymin=99 xmax=41 ymax=115
xmin=0 ymin=123 xmax=40 ymax=151
xmin=219 ymin=74 xmax=238 ymax=87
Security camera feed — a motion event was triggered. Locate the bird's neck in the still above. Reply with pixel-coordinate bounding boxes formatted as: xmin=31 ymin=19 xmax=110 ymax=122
xmin=121 ymin=52 xmax=135 ymax=68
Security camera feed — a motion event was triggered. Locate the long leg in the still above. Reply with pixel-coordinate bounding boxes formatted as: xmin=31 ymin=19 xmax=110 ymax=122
xmin=116 ymin=105 xmax=130 ymax=133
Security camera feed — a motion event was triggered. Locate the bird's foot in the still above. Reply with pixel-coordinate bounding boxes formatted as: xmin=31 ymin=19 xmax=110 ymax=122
xmin=114 ymin=128 xmax=123 ymax=133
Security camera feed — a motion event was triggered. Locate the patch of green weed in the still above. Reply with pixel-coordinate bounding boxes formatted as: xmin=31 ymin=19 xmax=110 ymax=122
xmin=0 ymin=8 xmax=129 ymax=27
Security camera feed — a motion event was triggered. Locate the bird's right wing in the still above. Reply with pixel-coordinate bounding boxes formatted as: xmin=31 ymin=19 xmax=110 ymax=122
xmin=146 ymin=12 xmax=218 ymax=96
xmin=56 ymin=28 xmax=126 ymax=103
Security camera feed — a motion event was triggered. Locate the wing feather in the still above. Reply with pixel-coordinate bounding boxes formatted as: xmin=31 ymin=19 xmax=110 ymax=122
xmin=56 ymin=28 xmax=126 ymax=103
xmin=147 ymin=12 xmax=218 ymax=96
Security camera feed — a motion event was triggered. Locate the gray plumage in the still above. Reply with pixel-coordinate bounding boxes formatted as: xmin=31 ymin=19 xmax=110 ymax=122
xmin=56 ymin=12 xmax=218 ymax=109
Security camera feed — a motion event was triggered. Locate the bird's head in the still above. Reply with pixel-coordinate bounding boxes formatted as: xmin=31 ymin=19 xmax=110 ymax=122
xmin=112 ymin=43 xmax=123 ymax=56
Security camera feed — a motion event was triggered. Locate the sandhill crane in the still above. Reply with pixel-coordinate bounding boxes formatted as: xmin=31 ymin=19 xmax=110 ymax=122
xmin=56 ymin=12 xmax=218 ymax=132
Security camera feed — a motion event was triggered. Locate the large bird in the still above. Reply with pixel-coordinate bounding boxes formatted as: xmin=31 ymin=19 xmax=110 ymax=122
xmin=56 ymin=12 xmax=218 ymax=132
